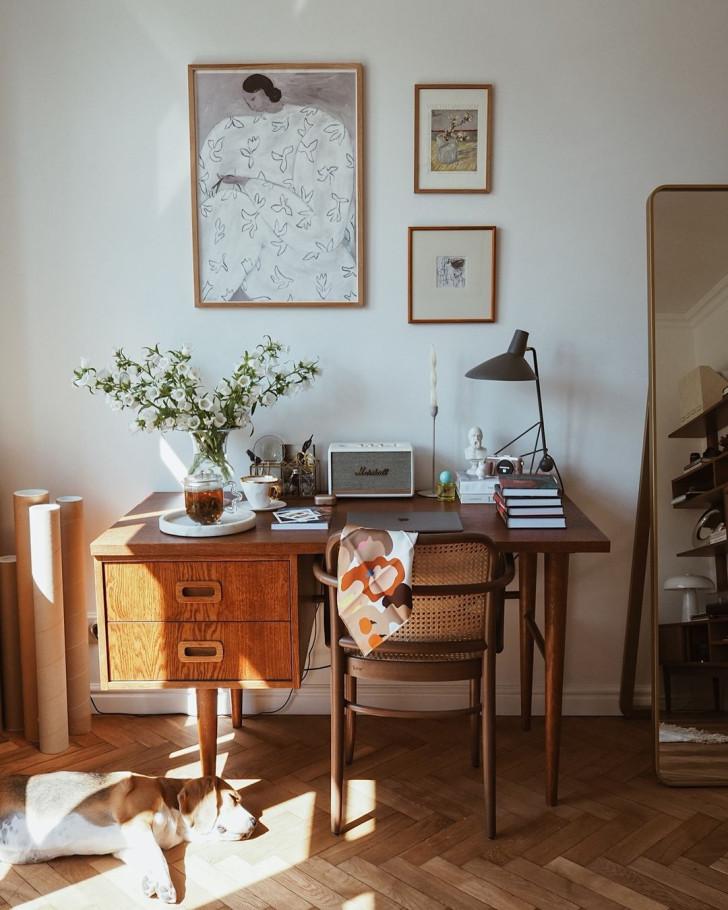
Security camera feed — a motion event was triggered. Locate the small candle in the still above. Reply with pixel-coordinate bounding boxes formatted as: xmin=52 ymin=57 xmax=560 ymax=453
xmin=430 ymin=345 xmax=437 ymax=408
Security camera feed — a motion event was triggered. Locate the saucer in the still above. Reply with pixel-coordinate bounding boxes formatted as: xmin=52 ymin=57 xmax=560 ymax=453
xmin=159 ymin=508 xmax=256 ymax=537
xmin=248 ymin=499 xmax=287 ymax=512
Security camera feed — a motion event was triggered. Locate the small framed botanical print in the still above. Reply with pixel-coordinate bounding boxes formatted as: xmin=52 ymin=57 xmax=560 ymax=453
xmin=408 ymin=226 xmax=496 ymax=324
xmin=414 ymin=84 xmax=492 ymax=193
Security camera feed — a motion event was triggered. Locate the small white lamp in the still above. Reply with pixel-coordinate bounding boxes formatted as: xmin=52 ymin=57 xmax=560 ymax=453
xmin=664 ymin=574 xmax=714 ymax=622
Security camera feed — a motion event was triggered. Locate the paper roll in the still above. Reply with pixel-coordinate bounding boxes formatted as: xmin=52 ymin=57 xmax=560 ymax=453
xmin=29 ymin=504 xmax=69 ymax=754
xmin=57 ymin=496 xmax=92 ymax=734
xmin=13 ymin=488 xmax=49 ymax=742
xmin=0 ymin=556 xmax=23 ymax=731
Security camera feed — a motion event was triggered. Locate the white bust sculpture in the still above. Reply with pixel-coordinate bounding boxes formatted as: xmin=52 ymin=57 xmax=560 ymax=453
xmin=464 ymin=426 xmax=488 ymax=475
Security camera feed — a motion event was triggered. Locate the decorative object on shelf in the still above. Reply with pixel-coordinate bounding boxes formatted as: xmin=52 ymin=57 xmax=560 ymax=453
xmin=465 ymin=329 xmax=563 ymax=489
xmin=247 ymin=435 xmax=318 ymax=497
xmin=418 ymin=346 xmax=439 ymax=497
xmin=664 ymin=573 xmax=714 ymax=622
xmin=414 ymin=84 xmax=493 ymax=193
xmin=189 ymin=63 xmax=363 ymax=308
xmin=408 ymin=226 xmax=497 ymax=324
xmin=73 ymin=338 xmax=320 ymax=481
xmin=692 ymin=507 xmax=725 ymax=547
xmin=464 ymin=425 xmax=488 ymax=476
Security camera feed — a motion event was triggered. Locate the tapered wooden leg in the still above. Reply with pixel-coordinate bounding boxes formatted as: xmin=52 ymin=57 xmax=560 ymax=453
xmin=230 ymin=689 xmax=243 ymax=728
xmin=543 ymin=552 xmax=569 ymax=807
xmin=519 ymin=553 xmax=538 ymax=731
xmin=344 ymin=676 xmax=356 ymax=765
xmin=470 ymin=678 xmax=481 ymax=768
xmin=331 ymin=644 xmax=345 ymax=834
xmin=483 ymin=597 xmax=497 ymax=839
xmin=196 ymin=688 xmax=218 ymax=777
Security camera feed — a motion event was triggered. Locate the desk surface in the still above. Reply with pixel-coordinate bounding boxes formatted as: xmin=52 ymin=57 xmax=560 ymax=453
xmin=91 ymin=492 xmax=610 ymax=558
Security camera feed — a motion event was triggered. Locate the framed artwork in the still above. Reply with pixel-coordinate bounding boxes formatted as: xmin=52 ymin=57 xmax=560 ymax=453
xmin=408 ymin=226 xmax=496 ymax=324
xmin=414 ymin=84 xmax=492 ymax=193
xmin=188 ymin=63 xmax=364 ymax=308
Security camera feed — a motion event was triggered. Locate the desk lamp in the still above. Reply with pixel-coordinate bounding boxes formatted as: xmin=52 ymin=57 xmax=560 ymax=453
xmin=664 ymin=574 xmax=714 ymax=622
xmin=465 ymin=329 xmax=560 ymax=482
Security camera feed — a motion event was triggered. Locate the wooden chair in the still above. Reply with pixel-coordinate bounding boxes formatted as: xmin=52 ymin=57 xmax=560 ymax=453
xmin=313 ymin=531 xmax=515 ymax=838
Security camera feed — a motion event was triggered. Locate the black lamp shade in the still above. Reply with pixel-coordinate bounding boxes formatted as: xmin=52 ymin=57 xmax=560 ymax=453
xmin=465 ymin=329 xmax=537 ymax=382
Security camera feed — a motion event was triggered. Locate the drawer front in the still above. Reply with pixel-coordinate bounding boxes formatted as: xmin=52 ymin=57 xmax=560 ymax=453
xmin=104 ymin=561 xmax=290 ymax=622
xmin=106 ymin=621 xmax=293 ymax=682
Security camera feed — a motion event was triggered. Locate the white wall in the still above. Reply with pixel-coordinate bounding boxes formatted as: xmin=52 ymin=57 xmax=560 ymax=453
xmin=3 ymin=0 xmax=728 ymax=716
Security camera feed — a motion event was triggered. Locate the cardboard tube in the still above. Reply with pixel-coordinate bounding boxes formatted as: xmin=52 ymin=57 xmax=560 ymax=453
xmin=13 ymin=489 xmax=49 ymax=742
xmin=30 ymin=504 xmax=69 ymax=754
xmin=57 ymin=496 xmax=91 ymax=734
xmin=0 ymin=556 xmax=23 ymax=731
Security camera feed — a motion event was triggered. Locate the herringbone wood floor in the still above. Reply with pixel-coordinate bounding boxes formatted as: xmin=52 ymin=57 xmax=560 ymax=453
xmin=2 ymin=712 xmax=728 ymax=909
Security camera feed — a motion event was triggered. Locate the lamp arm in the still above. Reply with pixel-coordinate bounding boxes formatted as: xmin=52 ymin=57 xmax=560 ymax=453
xmin=529 ymin=346 xmax=549 ymax=459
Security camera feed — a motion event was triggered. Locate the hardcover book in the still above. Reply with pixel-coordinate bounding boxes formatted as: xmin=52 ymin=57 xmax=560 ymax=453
xmin=495 ymin=474 xmax=561 ymax=498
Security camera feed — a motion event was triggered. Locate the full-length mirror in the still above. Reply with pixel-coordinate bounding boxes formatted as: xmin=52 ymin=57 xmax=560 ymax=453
xmin=650 ymin=185 xmax=728 ymax=784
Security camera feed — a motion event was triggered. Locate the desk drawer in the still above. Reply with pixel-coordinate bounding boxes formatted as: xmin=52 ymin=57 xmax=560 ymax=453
xmin=104 ymin=561 xmax=290 ymax=622
xmin=106 ymin=621 xmax=293 ymax=683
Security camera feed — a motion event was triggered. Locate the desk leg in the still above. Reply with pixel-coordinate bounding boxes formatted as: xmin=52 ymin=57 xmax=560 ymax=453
xmin=519 ymin=553 xmax=538 ymax=731
xmin=544 ymin=552 xmax=569 ymax=807
xmin=196 ymin=688 xmax=218 ymax=776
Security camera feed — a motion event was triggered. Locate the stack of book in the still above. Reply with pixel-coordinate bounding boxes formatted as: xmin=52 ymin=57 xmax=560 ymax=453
xmin=494 ymin=474 xmax=565 ymax=528
xmin=455 ymin=471 xmax=500 ymax=503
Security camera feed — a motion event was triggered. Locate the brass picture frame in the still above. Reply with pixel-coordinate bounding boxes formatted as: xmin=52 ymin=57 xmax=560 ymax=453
xmin=189 ymin=63 xmax=364 ymax=308
xmin=414 ymin=83 xmax=492 ymax=193
xmin=408 ymin=226 xmax=497 ymax=324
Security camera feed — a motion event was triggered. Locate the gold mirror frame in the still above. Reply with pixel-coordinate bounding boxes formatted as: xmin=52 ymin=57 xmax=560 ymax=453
xmin=648 ymin=184 xmax=728 ymax=786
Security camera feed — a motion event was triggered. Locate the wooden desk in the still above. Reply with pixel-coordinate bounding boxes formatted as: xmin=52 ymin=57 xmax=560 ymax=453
xmin=91 ymin=492 xmax=609 ymax=806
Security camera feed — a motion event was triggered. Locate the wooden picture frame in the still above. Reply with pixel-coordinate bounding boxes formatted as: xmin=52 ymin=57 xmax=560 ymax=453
xmin=414 ymin=84 xmax=492 ymax=193
xmin=188 ymin=63 xmax=364 ymax=308
xmin=408 ymin=226 xmax=496 ymax=324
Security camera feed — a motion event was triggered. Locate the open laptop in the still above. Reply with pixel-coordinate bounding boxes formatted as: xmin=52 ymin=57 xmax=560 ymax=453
xmin=345 ymin=509 xmax=463 ymax=532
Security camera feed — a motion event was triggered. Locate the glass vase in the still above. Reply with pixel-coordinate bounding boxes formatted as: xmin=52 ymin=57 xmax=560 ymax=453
xmin=188 ymin=428 xmax=235 ymax=482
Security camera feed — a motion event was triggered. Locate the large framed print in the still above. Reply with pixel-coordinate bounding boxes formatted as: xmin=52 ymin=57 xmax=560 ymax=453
xmin=189 ymin=63 xmax=364 ymax=308
xmin=414 ymin=84 xmax=492 ymax=193
xmin=408 ymin=226 xmax=496 ymax=324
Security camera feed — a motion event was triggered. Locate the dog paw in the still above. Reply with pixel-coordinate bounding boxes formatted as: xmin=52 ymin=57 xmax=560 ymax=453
xmin=141 ymin=874 xmax=177 ymax=904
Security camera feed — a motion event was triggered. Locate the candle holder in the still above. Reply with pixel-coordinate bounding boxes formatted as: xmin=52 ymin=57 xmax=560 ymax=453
xmin=417 ymin=405 xmax=439 ymax=497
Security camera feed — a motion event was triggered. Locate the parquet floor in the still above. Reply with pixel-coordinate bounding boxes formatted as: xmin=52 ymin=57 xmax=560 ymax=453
xmin=2 ymin=711 xmax=728 ymax=909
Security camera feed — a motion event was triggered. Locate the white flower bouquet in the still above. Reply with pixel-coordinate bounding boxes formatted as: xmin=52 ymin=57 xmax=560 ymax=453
xmin=73 ymin=337 xmax=320 ymax=478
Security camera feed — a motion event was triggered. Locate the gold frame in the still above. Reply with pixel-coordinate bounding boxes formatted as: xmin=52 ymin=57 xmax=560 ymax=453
xmin=408 ymin=225 xmax=496 ymax=324
xmin=414 ymin=83 xmax=493 ymax=193
xmin=188 ymin=63 xmax=364 ymax=308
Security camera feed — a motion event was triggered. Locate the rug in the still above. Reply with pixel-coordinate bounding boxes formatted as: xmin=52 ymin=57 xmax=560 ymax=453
xmin=659 ymin=722 xmax=728 ymax=744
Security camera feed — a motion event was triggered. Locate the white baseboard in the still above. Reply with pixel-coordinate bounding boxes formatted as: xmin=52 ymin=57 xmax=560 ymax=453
xmin=91 ymin=680 xmax=629 ymax=718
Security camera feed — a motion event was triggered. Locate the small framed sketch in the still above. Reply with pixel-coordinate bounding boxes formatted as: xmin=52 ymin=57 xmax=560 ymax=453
xmin=408 ymin=226 xmax=496 ymax=324
xmin=414 ymin=84 xmax=492 ymax=193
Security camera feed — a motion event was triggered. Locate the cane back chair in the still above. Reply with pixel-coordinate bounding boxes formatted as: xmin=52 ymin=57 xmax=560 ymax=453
xmin=313 ymin=531 xmax=515 ymax=839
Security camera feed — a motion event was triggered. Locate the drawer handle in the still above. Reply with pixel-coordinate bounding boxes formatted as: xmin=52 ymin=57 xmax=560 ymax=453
xmin=175 ymin=581 xmax=222 ymax=603
xmin=177 ymin=640 xmax=223 ymax=663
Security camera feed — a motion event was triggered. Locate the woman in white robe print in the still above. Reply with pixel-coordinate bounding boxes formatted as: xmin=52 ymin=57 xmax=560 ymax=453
xmin=197 ymin=73 xmax=358 ymax=304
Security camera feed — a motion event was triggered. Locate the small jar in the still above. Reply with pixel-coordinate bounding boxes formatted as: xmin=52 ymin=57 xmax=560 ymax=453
xmin=437 ymin=470 xmax=456 ymax=502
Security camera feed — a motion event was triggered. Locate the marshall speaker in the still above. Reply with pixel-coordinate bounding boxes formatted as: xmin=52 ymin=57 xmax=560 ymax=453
xmin=328 ymin=443 xmax=414 ymax=497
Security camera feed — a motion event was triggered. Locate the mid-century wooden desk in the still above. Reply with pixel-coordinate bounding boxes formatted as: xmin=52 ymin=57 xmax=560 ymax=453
xmin=90 ymin=492 xmax=609 ymax=807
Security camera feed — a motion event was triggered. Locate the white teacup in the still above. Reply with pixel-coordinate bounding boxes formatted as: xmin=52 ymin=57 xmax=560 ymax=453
xmin=241 ymin=475 xmax=281 ymax=510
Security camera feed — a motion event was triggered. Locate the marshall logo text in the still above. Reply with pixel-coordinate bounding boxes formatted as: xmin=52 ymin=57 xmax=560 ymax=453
xmin=355 ymin=466 xmax=390 ymax=476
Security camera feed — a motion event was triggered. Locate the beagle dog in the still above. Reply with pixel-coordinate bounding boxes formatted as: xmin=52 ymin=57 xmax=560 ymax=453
xmin=0 ymin=771 xmax=256 ymax=904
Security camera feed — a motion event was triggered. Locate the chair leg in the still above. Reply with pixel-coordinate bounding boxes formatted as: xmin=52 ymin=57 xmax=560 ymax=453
xmin=331 ymin=652 xmax=345 ymax=835
xmin=230 ymin=689 xmax=242 ymax=728
xmin=469 ymin=678 xmax=481 ymax=768
xmin=483 ymin=600 xmax=497 ymax=839
xmin=344 ymin=675 xmax=357 ymax=765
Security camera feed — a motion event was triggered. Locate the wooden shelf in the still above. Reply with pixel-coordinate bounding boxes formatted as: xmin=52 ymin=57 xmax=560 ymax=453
xmin=668 ymin=394 xmax=728 ymax=440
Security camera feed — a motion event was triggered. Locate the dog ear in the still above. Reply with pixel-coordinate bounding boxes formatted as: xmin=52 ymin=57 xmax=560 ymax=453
xmin=178 ymin=776 xmax=219 ymax=832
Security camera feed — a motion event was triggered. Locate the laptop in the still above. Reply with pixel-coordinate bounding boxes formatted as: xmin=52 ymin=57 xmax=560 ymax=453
xmin=345 ymin=509 xmax=463 ymax=532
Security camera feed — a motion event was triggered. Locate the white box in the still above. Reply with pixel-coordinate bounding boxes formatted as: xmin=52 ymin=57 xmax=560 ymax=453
xmin=678 ymin=365 xmax=726 ymax=425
